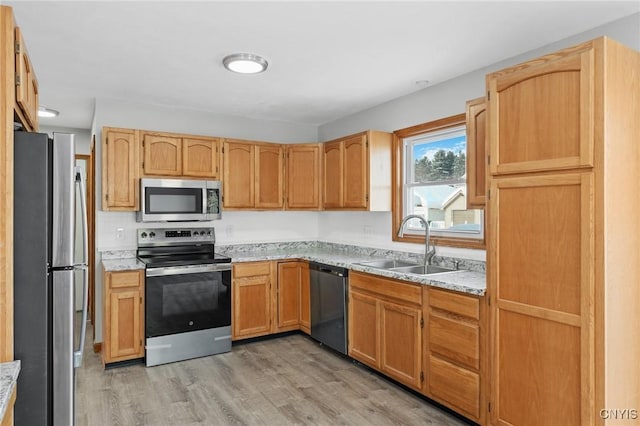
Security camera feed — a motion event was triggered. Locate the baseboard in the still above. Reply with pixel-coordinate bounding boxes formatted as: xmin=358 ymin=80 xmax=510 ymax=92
xmin=93 ymin=342 xmax=102 ymax=353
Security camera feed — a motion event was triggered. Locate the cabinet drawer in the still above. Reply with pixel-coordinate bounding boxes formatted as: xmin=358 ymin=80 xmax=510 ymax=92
xmin=233 ymin=261 xmax=271 ymax=278
xmin=429 ymin=288 xmax=479 ymax=319
xmin=350 ymin=271 xmax=421 ymax=306
xmin=429 ymin=312 xmax=479 ymax=370
xmin=108 ymin=270 xmax=142 ymax=289
xmin=429 ymin=355 xmax=480 ymax=420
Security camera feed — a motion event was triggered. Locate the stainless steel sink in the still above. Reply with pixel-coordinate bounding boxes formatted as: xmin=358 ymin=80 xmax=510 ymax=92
xmin=354 ymin=259 xmax=418 ymax=269
xmin=389 ymin=265 xmax=455 ymax=274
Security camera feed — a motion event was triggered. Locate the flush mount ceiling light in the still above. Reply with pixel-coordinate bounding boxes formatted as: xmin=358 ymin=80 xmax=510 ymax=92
xmin=223 ymin=53 xmax=268 ymax=74
xmin=38 ymin=106 xmax=59 ymax=118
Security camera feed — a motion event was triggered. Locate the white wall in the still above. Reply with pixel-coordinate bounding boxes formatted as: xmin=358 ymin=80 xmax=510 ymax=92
xmin=316 ymin=12 xmax=640 ymax=262
xmin=39 ymin=125 xmax=92 ymax=155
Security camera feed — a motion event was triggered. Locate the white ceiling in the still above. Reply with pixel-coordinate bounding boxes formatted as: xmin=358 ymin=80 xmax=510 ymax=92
xmin=7 ymin=1 xmax=640 ymax=130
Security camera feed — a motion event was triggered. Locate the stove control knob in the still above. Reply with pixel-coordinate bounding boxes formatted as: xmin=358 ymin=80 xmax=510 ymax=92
xmin=194 ymin=231 xmax=200 ymax=236
xmin=149 ymin=232 xmax=155 ymax=238
xmin=207 ymin=231 xmax=212 ymax=236
xmin=140 ymin=232 xmax=147 ymax=238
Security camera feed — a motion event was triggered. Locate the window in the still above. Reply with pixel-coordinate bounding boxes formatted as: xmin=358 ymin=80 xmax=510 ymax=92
xmin=393 ymin=114 xmax=484 ymax=248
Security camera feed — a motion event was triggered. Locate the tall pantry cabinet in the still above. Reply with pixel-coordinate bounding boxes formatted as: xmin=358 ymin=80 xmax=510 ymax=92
xmin=487 ymin=37 xmax=640 ymax=425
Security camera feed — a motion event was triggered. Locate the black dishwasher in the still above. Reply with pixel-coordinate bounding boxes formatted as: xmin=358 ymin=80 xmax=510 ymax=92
xmin=309 ymin=262 xmax=349 ymax=354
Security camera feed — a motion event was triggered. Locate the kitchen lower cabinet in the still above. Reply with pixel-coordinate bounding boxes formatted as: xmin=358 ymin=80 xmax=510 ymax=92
xmin=298 ymin=263 xmax=310 ymax=334
xmin=423 ymin=287 xmax=486 ymax=424
xmin=348 ymin=271 xmax=423 ymax=390
xmin=102 ymin=268 xmax=145 ymax=364
xmin=276 ymin=261 xmax=301 ymax=330
xmin=232 ymin=261 xmax=274 ymax=340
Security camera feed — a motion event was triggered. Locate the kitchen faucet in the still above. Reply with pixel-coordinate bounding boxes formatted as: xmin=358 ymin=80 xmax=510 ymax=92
xmin=397 ymin=214 xmax=436 ymax=268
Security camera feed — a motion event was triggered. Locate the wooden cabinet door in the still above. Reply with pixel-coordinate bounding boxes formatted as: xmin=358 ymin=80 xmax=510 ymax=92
xmin=488 ymin=45 xmax=594 ymax=175
xmin=286 ymin=144 xmax=321 ymax=210
xmin=299 ymin=263 xmax=310 ymax=334
xmin=256 ymin=144 xmax=284 ymax=209
xmin=277 ymin=262 xmax=300 ymax=329
xmin=323 ymin=141 xmax=343 ymax=208
xmin=223 ymin=140 xmax=255 ymax=208
xmin=343 ymin=134 xmax=368 ymax=209
xmin=466 ymin=97 xmax=486 ymax=208
xmin=103 ymin=270 xmax=144 ymax=363
xmin=143 ymin=134 xmax=182 ymax=176
xmin=489 ymin=173 xmax=594 ymax=426
xmin=232 ymin=262 xmax=272 ymax=339
xmin=102 ymin=128 xmax=139 ymax=210
xmin=348 ymin=290 xmax=379 ymax=368
xmin=380 ymin=300 xmax=422 ymax=390
xmin=182 ymin=137 xmax=219 ymax=178
xmin=14 ymin=27 xmax=38 ymax=130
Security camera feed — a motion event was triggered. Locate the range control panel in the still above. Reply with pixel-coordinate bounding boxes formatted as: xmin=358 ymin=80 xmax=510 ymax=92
xmin=137 ymin=227 xmax=215 ymax=246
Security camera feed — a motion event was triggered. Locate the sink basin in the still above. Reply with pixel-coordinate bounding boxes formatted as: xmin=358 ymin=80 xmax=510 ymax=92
xmin=390 ymin=265 xmax=456 ymax=274
xmin=354 ymin=259 xmax=419 ymax=269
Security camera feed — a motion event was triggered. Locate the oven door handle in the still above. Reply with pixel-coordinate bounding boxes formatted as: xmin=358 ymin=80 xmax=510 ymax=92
xmin=146 ymin=264 xmax=232 ymax=277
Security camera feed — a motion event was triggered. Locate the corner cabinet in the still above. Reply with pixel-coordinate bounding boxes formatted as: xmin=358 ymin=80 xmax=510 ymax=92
xmin=14 ymin=26 xmax=38 ymax=131
xmin=349 ymin=271 xmax=423 ymax=390
xmin=323 ymin=131 xmax=392 ymax=211
xmin=465 ymin=97 xmax=486 ymax=208
xmin=223 ymin=139 xmax=284 ymax=210
xmin=102 ymin=127 xmax=139 ymax=211
xmin=487 ymin=37 xmax=640 ymax=425
xmin=102 ymin=268 xmax=145 ymax=364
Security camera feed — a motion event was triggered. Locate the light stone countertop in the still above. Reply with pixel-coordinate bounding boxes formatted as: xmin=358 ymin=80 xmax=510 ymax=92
xmin=222 ymin=246 xmax=486 ymax=296
xmin=0 ymin=361 xmax=20 ymax=423
xmin=102 ymin=257 xmax=145 ymax=272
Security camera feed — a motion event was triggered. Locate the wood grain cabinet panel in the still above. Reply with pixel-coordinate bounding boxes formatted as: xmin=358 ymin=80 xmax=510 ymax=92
xmin=223 ymin=140 xmax=256 ymax=209
xmin=256 ymin=144 xmax=284 ymax=209
xmin=182 ymin=137 xmax=219 ymax=178
xmin=232 ymin=262 xmax=273 ymax=340
xmin=349 ymin=271 xmax=423 ymax=390
xmin=487 ymin=38 xmax=640 ymax=425
xmin=277 ymin=262 xmax=301 ymax=329
xmin=286 ymin=144 xmax=321 ymax=210
xmin=465 ymin=97 xmax=486 ymax=208
xmin=298 ymin=263 xmax=310 ymax=334
xmin=143 ymin=134 xmax=182 ymax=176
xmin=322 ymin=131 xmax=392 ymax=211
xmin=429 ymin=355 xmax=481 ymax=420
xmin=102 ymin=268 xmax=144 ymax=364
xmin=14 ymin=26 xmax=38 ymax=131
xmin=102 ymin=127 xmax=139 ymax=211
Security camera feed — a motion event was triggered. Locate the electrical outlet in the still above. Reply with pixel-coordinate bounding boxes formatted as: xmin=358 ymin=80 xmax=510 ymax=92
xmin=116 ymin=228 xmax=125 ymax=240
xmin=225 ymin=225 xmax=234 ymax=237
xmin=363 ymin=225 xmax=373 ymax=235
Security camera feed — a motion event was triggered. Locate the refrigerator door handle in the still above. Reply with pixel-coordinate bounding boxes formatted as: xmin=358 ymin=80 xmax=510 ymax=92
xmin=74 ymin=167 xmax=89 ymax=368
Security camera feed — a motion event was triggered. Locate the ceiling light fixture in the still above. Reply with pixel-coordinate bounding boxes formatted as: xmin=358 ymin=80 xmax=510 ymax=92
xmin=223 ymin=53 xmax=268 ymax=74
xmin=38 ymin=106 xmax=59 ymax=118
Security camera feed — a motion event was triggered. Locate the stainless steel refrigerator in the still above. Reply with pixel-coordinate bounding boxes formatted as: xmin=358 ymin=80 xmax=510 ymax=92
xmin=13 ymin=131 xmax=89 ymax=426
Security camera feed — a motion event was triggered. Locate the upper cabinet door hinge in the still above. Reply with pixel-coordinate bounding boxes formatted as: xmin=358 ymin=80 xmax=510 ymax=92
xmin=487 ymin=91 xmax=490 ymax=101
xmin=222 ymin=147 xmax=225 ymax=154
xmin=15 ymin=74 xmax=21 ymax=86
xmin=366 ymin=194 xmax=369 ymax=202
xmin=488 ymin=402 xmax=491 ymax=412
xmin=420 ymin=318 xmax=424 ymax=328
xmin=420 ymin=371 xmax=424 ymax=382
xmin=487 ymin=154 xmax=491 ymax=165
xmin=15 ymin=40 xmax=21 ymax=55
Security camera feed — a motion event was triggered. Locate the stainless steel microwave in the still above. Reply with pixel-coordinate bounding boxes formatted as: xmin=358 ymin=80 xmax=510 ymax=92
xmin=137 ymin=178 xmax=221 ymax=222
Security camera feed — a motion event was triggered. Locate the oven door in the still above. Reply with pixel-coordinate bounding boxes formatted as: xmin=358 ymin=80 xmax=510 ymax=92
xmin=145 ymin=264 xmax=231 ymax=338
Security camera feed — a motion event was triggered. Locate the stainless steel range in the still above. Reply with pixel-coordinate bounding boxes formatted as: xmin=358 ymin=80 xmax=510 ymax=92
xmin=137 ymin=227 xmax=232 ymax=366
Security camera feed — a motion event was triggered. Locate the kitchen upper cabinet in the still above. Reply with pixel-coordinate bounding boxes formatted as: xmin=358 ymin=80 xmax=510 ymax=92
xmin=465 ymin=97 xmax=486 ymax=208
xmin=102 ymin=268 xmax=144 ymax=364
xmin=322 ymin=130 xmax=392 ymax=211
xmin=349 ymin=271 xmax=423 ymax=390
xmin=141 ymin=132 xmax=220 ymax=178
xmin=487 ymin=37 xmax=640 ymax=425
xmin=223 ymin=139 xmax=283 ymax=210
xmin=256 ymin=144 xmax=284 ymax=209
xmin=286 ymin=144 xmax=321 ymax=210
xmin=487 ymin=42 xmax=595 ymax=176
xmin=142 ymin=133 xmax=182 ymax=176
xmin=424 ymin=287 xmax=486 ymax=424
xmin=182 ymin=137 xmax=220 ymax=178
xmin=14 ymin=26 xmax=38 ymax=131
xmin=232 ymin=261 xmax=274 ymax=340
xmin=102 ymin=127 xmax=139 ymax=211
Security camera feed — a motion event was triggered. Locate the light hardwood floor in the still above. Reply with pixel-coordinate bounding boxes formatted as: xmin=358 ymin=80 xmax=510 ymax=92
xmin=76 ymin=325 xmax=468 ymax=426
